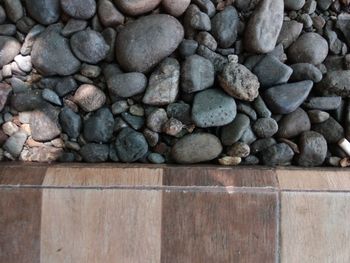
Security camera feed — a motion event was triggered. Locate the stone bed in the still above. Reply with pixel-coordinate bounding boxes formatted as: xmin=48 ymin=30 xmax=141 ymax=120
xmin=0 ymin=0 xmax=350 ymax=167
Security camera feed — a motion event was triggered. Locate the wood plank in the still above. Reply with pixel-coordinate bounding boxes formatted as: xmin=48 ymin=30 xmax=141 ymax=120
xmin=281 ymin=192 xmax=350 ymax=263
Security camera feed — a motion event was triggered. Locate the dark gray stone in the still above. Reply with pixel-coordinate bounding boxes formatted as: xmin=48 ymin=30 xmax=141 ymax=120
xmin=252 ymin=118 xmax=278 ymax=138
xmin=290 ymin=63 xmax=323 ymax=83
xmin=221 ymin=113 xmax=250 ymax=146
xmin=297 ymin=131 xmax=327 ymax=167
xmin=84 ymin=108 xmax=114 ymax=143
xmin=42 ymin=89 xmax=62 ymax=106
xmin=261 ymin=143 xmax=294 ymax=166
xmin=25 ymin=0 xmax=60 ymax=25
xmin=80 ymin=143 xmax=109 ymax=163
xmin=121 ymin=112 xmax=144 ymax=130
xmin=277 ymin=108 xmax=311 ymax=138
xmin=317 ymin=70 xmax=350 ymax=97
xmin=0 ymin=36 xmax=21 ymax=68
xmin=312 ymin=117 xmax=344 ymax=143
xmin=277 ymin=20 xmax=303 ymax=49
xmin=59 ymin=107 xmax=82 ymax=139
xmin=303 ymin=96 xmax=342 ymax=110
xmin=61 ymin=0 xmax=96 ymax=20
xmin=54 ymin=77 xmax=78 ymax=97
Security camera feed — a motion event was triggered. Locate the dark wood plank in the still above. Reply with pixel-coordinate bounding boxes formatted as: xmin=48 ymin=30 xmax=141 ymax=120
xmin=0 ymin=165 xmax=47 ymax=186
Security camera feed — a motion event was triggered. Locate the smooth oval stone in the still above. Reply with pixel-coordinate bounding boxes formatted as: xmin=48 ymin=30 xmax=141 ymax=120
xmin=284 ymin=0 xmax=305 ymax=10
xmin=244 ymin=0 xmax=284 ymax=53
xmin=32 ymin=25 xmax=81 ymax=76
xmin=263 ymin=80 xmax=313 ymax=114
xmin=25 ymin=0 xmax=60 ymax=25
xmin=70 ymin=29 xmax=109 ymax=64
xmin=162 ymin=0 xmax=190 ymax=17
xmin=290 ymin=63 xmax=323 ymax=83
xmin=297 ymin=131 xmax=327 ymax=167
xmin=277 ymin=108 xmax=311 ymax=138
xmin=171 ymin=133 xmax=222 ymax=163
xmin=252 ymin=117 xmax=278 ymax=138
xmin=192 ymin=89 xmax=237 ymax=128
xmin=80 ymin=143 xmax=109 ymax=163
xmin=0 ymin=36 xmax=21 ymax=68
xmin=312 ymin=117 xmax=344 ymax=143
xmin=261 ymin=143 xmax=295 ymax=166
xmin=303 ymin=96 xmax=342 ymax=110
xmin=307 ymin=110 xmax=329 ymax=124
xmin=114 ymin=0 xmax=161 ymax=16
xmin=288 ymin=33 xmax=328 ymax=65
xmin=116 ymin=14 xmax=184 ymax=73
xmin=277 ymin=20 xmax=303 ymax=49
xmin=221 ymin=113 xmax=250 ymax=146
xmin=318 ymin=70 xmax=350 ymax=97
xmin=61 ymin=0 xmax=96 ymax=20
xmin=98 ymin=0 xmax=124 ymax=27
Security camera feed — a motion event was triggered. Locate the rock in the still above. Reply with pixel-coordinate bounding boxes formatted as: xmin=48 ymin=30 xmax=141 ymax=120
xmin=277 ymin=108 xmax=311 ymax=138
xmin=261 ymin=143 xmax=295 ymax=166
xmin=253 ymin=95 xmax=272 ymax=118
xmin=31 ymin=25 xmax=80 ymax=76
xmin=197 ymin=45 xmax=228 ymax=72
xmin=263 ymin=80 xmax=313 ymax=114
xmin=317 ymin=0 xmax=333 ymax=10
xmin=3 ymin=0 xmax=23 ymax=22
xmin=20 ymin=146 xmax=63 ymax=162
xmin=171 ymin=133 xmax=222 ymax=163
xmin=116 ymin=14 xmax=184 ymax=73
xmin=251 ymin=138 xmax=277 ymax=154
xmin=61 ymin=0 xmax=96 ymax=20
xmin=237 ymin=102 xmax=257 ymax=121
xmin=2 ymin=122 xmax=19 ymax=136
xmin=277 ymin=20 xmax=303 ymax=49
xmin=30 ymin=106 xmax=61 ymax=142
xmin=192 ymin=89 xmax=237 ymax=128
xmin=227 ymin=142 xmax=250 ymax=158
xmin=163 ymin=118 xmax=184 ymax=136
xmin=147 ymin=108 xmax=168 ymax=133
xmin=143 ymin=58 xmax=180 ymax=106
xmin=193 ymin=0 xmax=216 ymax=17
xmin=98 ymin=0 xmax=124 ymax=27
xmin=219 ymin=61 xmax=260 ymax=101
xmin=288 ymin=33 xmax=329 ymax=65
xmin=162 ymin=0 xmax=190 ymax=17
xmin=181 ymin=55 xmax=214 ymax=93
xmin=0 ymin=36 xmax=21 ymax=68
xmin=218 ymin=156 xmax=242 ymax=166
xmin=167 ymin=102 xmax=192 ymax=125
xmin=196 ymin=32 xmax=217 ymax=51
xmin=336 ymin=16 xmax=350 ymax=46
xmin=25 ymin=0 xmax=60 ymax=25
xmin=297 ymin=131 xmax=327 ymax=166
xmin=211 ymin=6 xmax=239 ymax=48
xmin=179 ymin=39 xmax=198 ymax=57
xmin=70 ymin=29 xmax=109 ymax=64
xmin=121 ymin=112 xmax=144 ymax=130
xmin=54 ymin=77 xmax=78 ymax=97
xmin=80 ymin=143 xmax=109 ymax=163
xmin=0 ymin=83 xmax=12 ymax=112
xmin=252 ymin=55 xmax=293 ymax=88
xmin=221 ymin=113 xmax=250 ymax=146
xmin=111 ymin=100 xmax=128 ymax=115
xmin=113 ymin=0 xmax=161 ymax=16
xmin=190 ymin=10 xmax=211 ymax=31
xmin=14 ymin=55 xmax=32 ymax=72
xmin=253 ymin=118 xmax=278 ymax=138
xmin=3 ymin=131 xmax=27 ymax=157
xmin=312 ymin=117 xmax=344 ymax=143
xmin=11 ymin=90 xmax=44 ymax=112
xmin=317 ymin=70 xmax=350 ymax=97
xmin=148 ymin=153 xmax=165 ymax=164
xmin=115 ymin=128 xmax=149 ymax=162
xmin=0 ymin=24 xmax=16 ymax=36
xmin=106 ymin=72 xmax=147 ymax=100
xmin=307 ymin=110 xmax=329 ymax=123
xmin=59 ymin=107 xmax=82 ymax=139
xmin=304 ymin=96 xmax=342 ymax=110
xmin=244 ymin=0 xmax=284 ymax=53
xmin=42 ymin=89 xmax=61 ymax=106
xmin=73 ymin=84 xmax=106 ymax=112
xmin=0 ymin=6 xmax=5 ymax=24
xmin=290 ymin=63 xmax=323 ymax=83
xmin=284 ymin=0 xmax=305 ymax=10
xmin=84 ymin=108 xmax=114 ymax=143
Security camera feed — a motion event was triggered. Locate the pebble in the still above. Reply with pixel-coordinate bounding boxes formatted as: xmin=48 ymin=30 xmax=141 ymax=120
xmin=59 ymin=107 xmax=82 ymax=139
xmin=73 ymin=84 xmax=106 ymax=112
xmin=21 ymin=146 xmax=63 ymax=162
xmin=179 ymin=39 xmax=198 ymax=57
xmin=227 ymin=142 xmax=250 ymax=158
xmin=190 ymin=10 xmax=211 ymax=31
xmin=0 ymin=83 xmax=12 ymax=112
xmin=240 ymin=126 xmax=257 ymax=144
xmin=81 ymin=64 xmax=101 ymax=79
xmin=181 ymin=55 xmax=214 ymax=93
xmin=115 ymin=128 xmax=149 ymax=163
xmin=143 ymin=58 xmax=180 ymax=106
xmin=80 ymin=143 xmax=109 ymax=163
xmin=0 ymin=24 xmax=16 ymax=36
xmin=25 ymin=0 xmax=60 ymax=25
xmin=196 ymin=31 xmax=217 ymax=51
xmin=162 ymin=0 xmax=190 ymax=17
xmin=251 ymin=138 xmax=277 ymax=154
xmin=171 ymin=133 xmax=222 ymax=163
xmin=197 ymin=45 xmax=228 ymax=72
xmin=237 ymin=102 xmax=257 ymax=121
xmin=277 ymin=108 xmax=311 ymax=138
xmin=42 ymin=89 xmax=62 ymax=106
xmin=288 ymin=33 xmax=329 ymax=65
xmin=111 ymin=100 xmax=129 ymax=115
xmin=219 ymin=61 xmax=260 ymax=101
xmin=3 ymin=0 xmax=23 ymax=22
xmin=290 ymin=63 xmax=323 ymax=83
xmin=312 ymin=117 xmax=344 ymax=143
xmin=98 ymin=0 xmax=124 ymax=27
xmin=263 ymin=80 xmax=313 ymax=114
xmin=61 ymin=0 xmax=96 ymax=20
xmin=167 ymin=102 xmax=192 ymax=125
xmin=147 ymin=108 xmax=168 ymax=133
xmin=304 ymin=97 xmax=342 ymax=110
xmin=0 ymin=6 xmax=5 ymax=24
xmin=54 ymin=77 xmax=78 ymax=97
xmin=218 ymin=156 xmax=242 ymax=166
xmin=297 ymin=131 xmax=327 ymax=167
xmin=2 ymin=121 xmax=19 ymax=136
xmin=277 ymin=20 xmax=303 ymax=49
xmin=61 ymin=19 xmax=88 ymax=37
xmin=121 ymin=112 xmax=144 ymax=130
xmin=307 ymin=110 xmax=330 ymax=124
xmin=30 ymin=106 xmax=61 ymax=142
xmin=163 ymin=118 xmax=184 ymax=136
xmin=148 ymin=153 xmax=165 ymax=164
xmin=11 ymin=90 xmax=44 ymax=112
xmin=0 ymin=36 xmax=21 ymax=68
xmin=116 ymin=14 xmax=184 ymax=73
xmin=253 ymin=95 xmax=272 ymax=118
xmin=285 ymin=0 xmax=305 ymax=10
xmin=193 ymin=0 xmax=215 ymax=17
xmin=253 ymin=118 xmax=278 ymax=138
xmin=129 ymin=105 xmax=144 ymax=117
xmin=261 ymin=143 xmax=295 ymax=166
xmin=221 ymin=113 xmax=250 ymax=146
xmin=14 ymin=55 xmax=32 ymax=72
xmin=192 ymin=89 xmax=237 ymax=128
xmin=114 ymin=0 xmax=161 ymax=16
xmin=318 ymin=70 xmax=350 ymax=97
xmin=83 ymin=108 xmax=114 ymax=143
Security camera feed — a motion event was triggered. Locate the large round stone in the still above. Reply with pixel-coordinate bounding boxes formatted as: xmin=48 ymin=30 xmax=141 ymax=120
xmin=0 ymin=36 xmax=20 ymax=68
xmin=116 ymin=14 xmax=184 ymax=73
xmin=113 ymin=0 xmax=161 ymax=16
xmin=25 ymin=0 xmax=60 ymax=25
xmin=61 ymin=0 xmax=97 ymax=20
xmin=297 ymin=131 xmax=327 ymax=167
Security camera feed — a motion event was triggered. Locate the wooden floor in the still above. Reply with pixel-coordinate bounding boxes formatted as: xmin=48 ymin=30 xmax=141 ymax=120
xmin=1 ymin=163 xmax=350 ymax=263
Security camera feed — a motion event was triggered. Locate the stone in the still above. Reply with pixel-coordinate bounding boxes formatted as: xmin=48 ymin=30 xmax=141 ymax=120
xmin=244 ymin=0 xmax=284 ymax=53
xmin=277 ymin=108 xmax=311 ymax=138
xmin=81 ymin=64 xmax=101 ymax=79
xmin=121 ymin=112 xmax=144 ymax=130
xmin=129 ymin=105 xmax=144 ymax=117
xmin=196 ymin=32 xmax=217 ymax=51
xmin=54 ymin=77 xmax=78 ymax=97
xmin=80 ymin=143 xmax=109 ymax=163
xmin=252 ymin=55 xmax=293 ymax=88
xmin=61 ymin=19 xmax=88 ymax=37
xmin=218 ymin=156 xmax=242 ymax=166
xmin=307 ymin=110 xmax=329 ymax=123
xmin=167 ymin=102 xmax=192 ymax=125
xmin=211 ymin=6 xmax=239 ymax=48
xmin=2 ymin=122 xmax=19 ymax=136
xmin=111 ymin=100 xmax=129 ymax=115
xmin=227 ymin=142 xmax=250 ymax=158
xmin=0 ymin=36 xmax=21 ymax=68
xmin=190 ymin=10 xmax=211 ymax=31
xmin=318 ymin=0 xmax=333 ymax=10
xmin=277 ymin=20 xmax=303 ymax=49
xmin=70 ymin=29 xmax=109 ymax=64
xmin=101 ymin=28 xmax=117 ymax=62
xmin=147 ymin=108 xmax=168 ymax=133
xmin=235 ymin=0 xmax=262 ymax=11
xmin=3 ymin=131 xmax=27 ymax=157
xmin=162 ymin=0 xmax=190 ymax=17
xmin=115 ymin=128 xmax=149 ymax=162
xmin=21 ymin=146 xmax=63 ymax=162
xmin=251 ymin=138 xmax=277 ymax=154
xmin=253 ymin=96 xmax=272 ymax=118
xmin=14 ymin=55 xmax=32 ymax=72
xmin=192 ymin=89 xmax=237 ymax=128
xmin=11 ymin=90 xmax=44 ymax=112
xmin=312 ymin=117 xmax=344 ymax=143
xmin=84 ymin=108 xmax=114 ymax=143
xmin=290 ymin=63 xmax=323 ymax=83
xmin=42 ymin=89 xmax=62 ymax=106
xmin=21 ymin=25 xmax=45 ymax=56
xmin=116 ymin=15 xmax=184 ymax=73
xmin=73 ymin=84 xmax=106 ymax=112
xmin=61 ymin=0 xmax=96 ymax=20
xmin=59 ymin=107 xmax=82 ymax=139
xmin=113 ymin=0 xmax=161 ymax=16
xmin=193 ymin=0 xmax=216 ymax=17
xmin=171 ymin=133 xmax=222 ymax=163
xmin=143 ymin=58 xmax=180 ymax=106
xmin=252 ymin=118 xmax=278 ymax=138
xmin=25 ymin=0 xmax=60 ymax=25
xmin=3 ymin=0 xmax=23 ymax=22
xmin=0 ymin=24 xmax=17 ymax=36
xmin=304 ymin=97 xmax=342 ymax=110
xmin=143 ymin=129 xmax=159 ymax=147
xmin=197 ymin=45 xmax=228 ymax=72
xmin=181 ymin=55 xmax=214 ymax=93
xmin=0 ymin=83 xmax=12 ymax=112
xmin=285 ymin=0 xmax=305 ymax=10
xmin=0 ymin=6 xmax=6 ymax=24
xmin=219 ymin=61 xmax=260 ymax=101
xmin=179 ymin=40 xmax=198 ymax=57
xmin=98 ymin=0 xmax=124 ymax=27
xmin=31 ymin=25 xmax=81 ymax=76
xmin=261 ymin=143 xmax=295 ymax=166
xmin=263 ymin=80 xmax=313 ymax=114
xmin=288 ymin=33 xmax=329 ymax=65
xmin=317 ymin=70 xmax=350 ymax=97
xmin=297 ymin=131 xmax=327 ymax=166
xmin=148 ymin=153 xmax=165 ymax=164
xmin=221 ymin=113 xmax=250 ymax=146
xmin=163 ymin=118 xmax=184 ymax=136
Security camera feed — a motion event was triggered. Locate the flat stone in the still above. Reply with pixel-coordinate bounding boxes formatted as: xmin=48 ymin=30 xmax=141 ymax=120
xmin=192 ymin=89 xmax=237 ymax=128
xmin=59 ymin=107 xmax=82 ymax=139
xmin=171 ymin=133 xmax=222 ymax=163
xmin=3 ymin=131 xmax=27 ymax=157
xmin=113 ymin=0 xmax=161 ymax=16
xmin=61 ymin=19 xmax=88 ymax=37
xmin=252 ymin=118 xmax=278 ymax=138
xmin=261 ymin=143 xmax=294 ymax=166
xmin=307 ymin=110 xmax=329 ymax=123
xmin=277 ymin=108 xmax=311 ymax=138
xmin=61 ymin=0 xmax=96 ymax=20
xmin=221 ymin=113 xmax=250 ymax=146
xmin=42 ymin=89 xmax=62 ymax=106
xmin=0 ymin=83 xmax=12 ymax=112
xmin=312 ymin=116 xmax=344 ymax=143
xmin=263 ymin=80 xmax=313 ymax=114
xmin=73 ymin=84 xmax=106 ymax=112
xmin=297 ymin=131 xmax=327 ymax=167
xmin=25 ymin=0 xmax=60 ymax=25
xmin=277 ymin=20 xmax=303 ymax=49
xmin=290 ymin=63 xmax=323 ymax=83
xmin=20 ymin=146 xmax=63 ymax=162
xmin=84 ymin=108 xmax=114 ymax=143
xmin=317 ymin=70 xmax=350 ymax=97
xmin=11 ymin=90 xmax=44 ymax=112
xmin=0 ymin=36 xmax=21 ymax=68
xmin=80 ymin=143 xmax=109 ymax=163
xmin=303 ymin=96 xmax=342 ymax=110
xmin=121 ymin=112 xmax=144 ymax=130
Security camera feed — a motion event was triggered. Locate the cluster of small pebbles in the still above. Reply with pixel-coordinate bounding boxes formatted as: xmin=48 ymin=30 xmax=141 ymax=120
xmin=1 ymin=0 xmax=350 ymax=167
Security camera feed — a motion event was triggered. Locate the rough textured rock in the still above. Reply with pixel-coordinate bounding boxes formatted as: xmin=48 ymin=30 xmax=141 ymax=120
xmin=61 ymin=0 xmax=97 ymax=20
xmin=318 ymin=70 xmax=350 ymax=97
xmin=252 ymin=118 xmax=278 ymax=138
xmin=284 ymin=0 xmax=305 ymax=10
xmin=113 ymin=0 xmax=161 ymax=16
xmin=171 ymin=133 xmax=222 ymax=163
xmin=25 ymin=0 xmax=60 ymax=25
xmin=261 ymin=143 xmax=295 ymax=166
xmin=83 ymin=108 xmax=114 ymax=143
xmin=73 ymin=84 xmax=106 ymax=112
xmin=0 ymin=36 xmax=21 ymax=68
xmin=297 ymin=131 xmax=327 ymax=167
xmin=0 ymin=83 xmax=12 ymax=112
xmin=80 ymin=143 xmax=109 ymax=163
xmin=59 ymin=107 xmax=82 ymax=139
xmin=116 ymin=15 xmax=184 ymax=73
xmin=30 ymin=106 xmax=61 ymax=142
